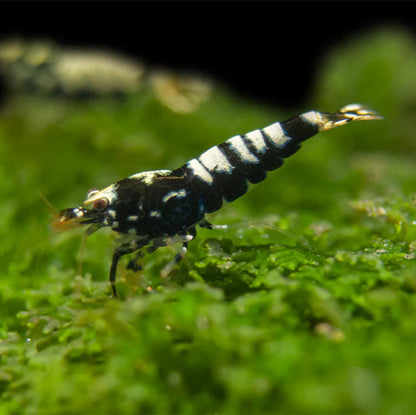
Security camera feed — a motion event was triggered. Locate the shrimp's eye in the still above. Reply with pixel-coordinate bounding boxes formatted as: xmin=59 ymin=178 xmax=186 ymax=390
xmin=93 ymin=197 xmax=109 ymax=211
xmin=87 ymin=188 xmax=99 ymax=199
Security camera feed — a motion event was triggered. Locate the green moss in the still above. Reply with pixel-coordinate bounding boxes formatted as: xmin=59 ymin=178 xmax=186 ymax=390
xmin=1 ymin=27 xmax=416 ymax=414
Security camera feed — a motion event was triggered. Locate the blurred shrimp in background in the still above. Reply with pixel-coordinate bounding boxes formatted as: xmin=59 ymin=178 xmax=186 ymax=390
xmin=0 ymin=37 xmax=212 ymax=113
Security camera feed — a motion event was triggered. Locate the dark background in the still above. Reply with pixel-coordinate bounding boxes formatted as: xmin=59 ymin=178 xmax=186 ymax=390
xmin=1 ymin=1 xmax=414 ymax=108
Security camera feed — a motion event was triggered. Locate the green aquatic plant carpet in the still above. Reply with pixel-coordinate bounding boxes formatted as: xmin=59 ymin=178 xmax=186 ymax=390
xmin=0 ymin=28 xmax=415 ymax=414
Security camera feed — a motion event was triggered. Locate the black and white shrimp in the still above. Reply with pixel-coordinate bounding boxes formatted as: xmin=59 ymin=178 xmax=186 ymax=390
xmin=53 ymin=104 xmax=381 ymax=297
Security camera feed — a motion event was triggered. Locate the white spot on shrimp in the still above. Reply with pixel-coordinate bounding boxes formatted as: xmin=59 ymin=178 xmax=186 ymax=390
xmin=73 ymin=208 xmax=84 ymax=218
xmin=150 ymin=210 xmax=162 ymax=218
xmin=162 ymin=189 xmax=188 ymax=203
xmin=127 ymin=215 xmax=139 ymax=221
xmin=128 ymin=170 xmax=172 ymax=185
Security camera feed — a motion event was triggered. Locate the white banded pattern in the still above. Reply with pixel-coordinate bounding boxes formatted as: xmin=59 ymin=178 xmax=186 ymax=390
xmin=226 ymin=135 xmax=259 ymax=164
xmin=243 ymin=129 xmax=268 ymax=154
xmin=300 ymin=111 xmax=322 ymax=128
xmin=186 ymin=158 xmax=213 ymax=184
xmin=198 ymin=146 xmax=234 ymax=174
xmin=262 ymin=122 xmax=291 ymax=148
